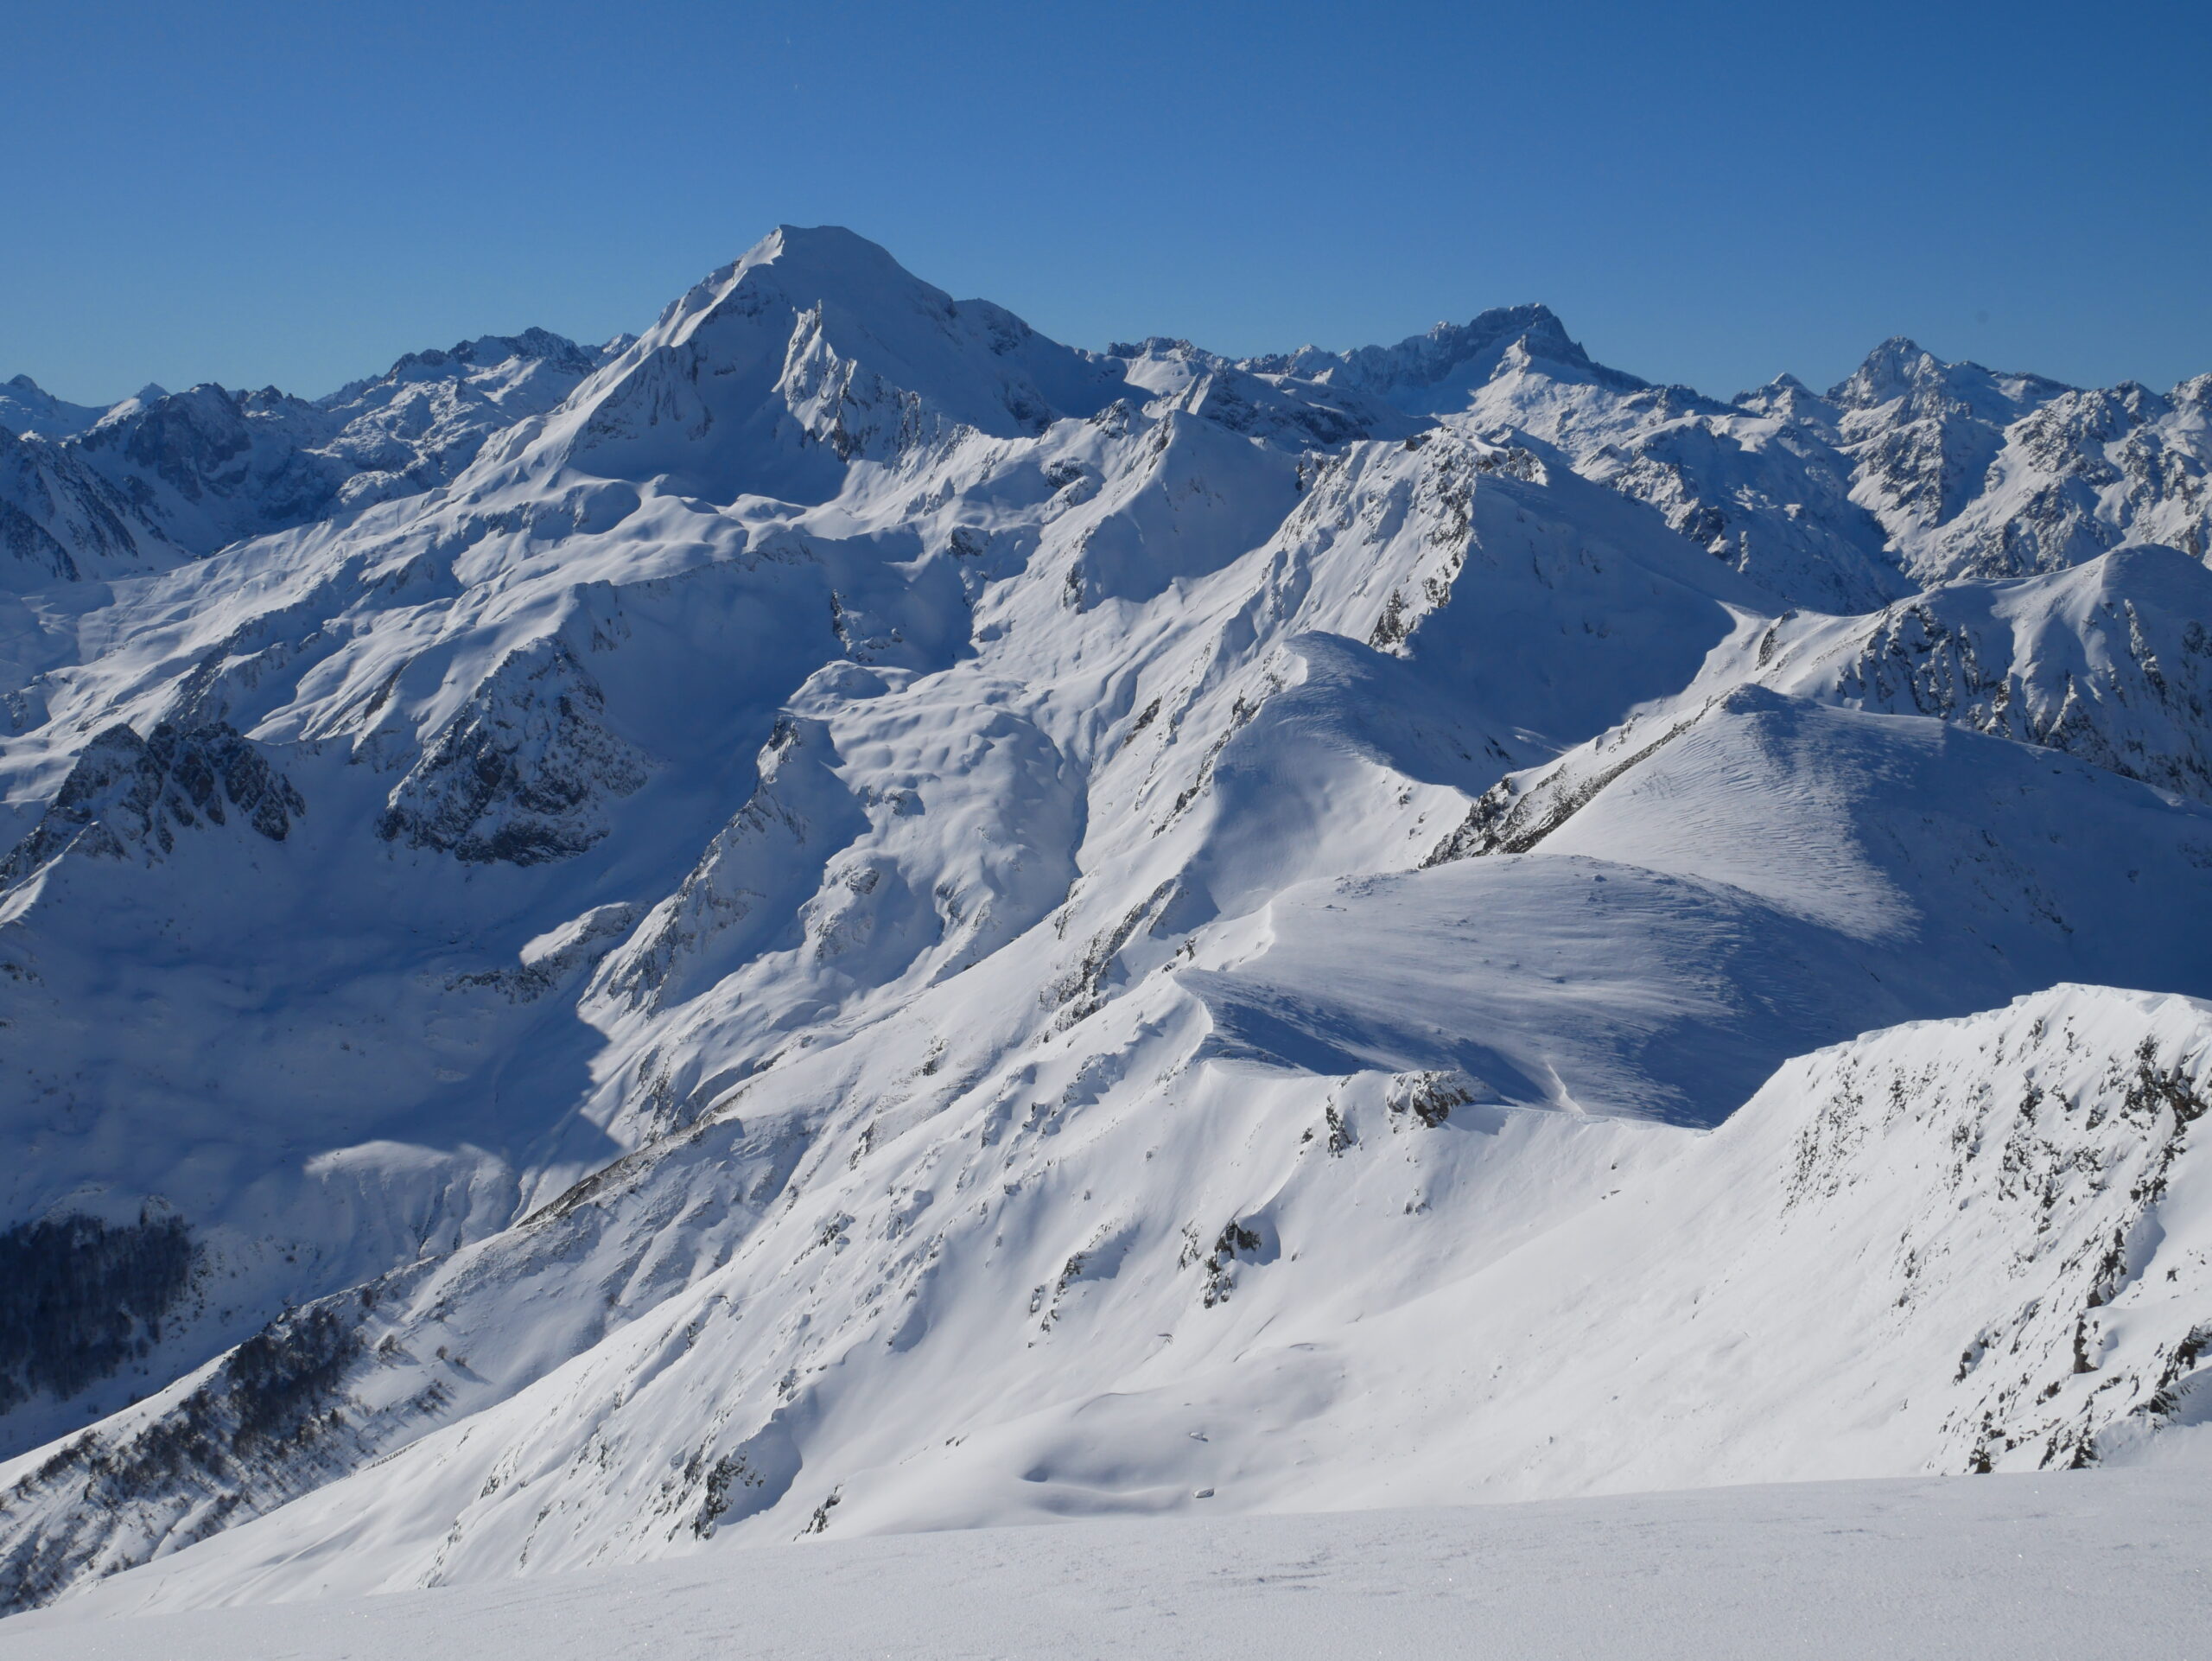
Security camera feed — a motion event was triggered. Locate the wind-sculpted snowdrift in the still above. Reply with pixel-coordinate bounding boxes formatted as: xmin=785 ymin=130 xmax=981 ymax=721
xmin=1 ymin=226 xmax=2209 ymax=1613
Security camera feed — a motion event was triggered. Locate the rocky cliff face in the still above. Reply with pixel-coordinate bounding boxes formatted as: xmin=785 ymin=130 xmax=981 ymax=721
xmin=2 ymin=717 xmax=302 ymax=881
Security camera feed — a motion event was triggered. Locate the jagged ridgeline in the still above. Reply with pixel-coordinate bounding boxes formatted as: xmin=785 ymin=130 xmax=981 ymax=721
xmin=1 ymin=227 xmax=2209 ymax=1613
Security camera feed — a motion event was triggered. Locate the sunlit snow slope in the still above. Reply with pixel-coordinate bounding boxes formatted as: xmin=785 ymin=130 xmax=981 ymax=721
xmin=3 ymin=227 xmax=2209 ymax=1614
xmin=7 ymin=1467 xmax=2205 ymax=1660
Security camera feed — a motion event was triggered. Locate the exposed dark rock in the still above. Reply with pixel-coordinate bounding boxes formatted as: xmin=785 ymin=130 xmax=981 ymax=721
xmin=0 ymin=718 xmax=305 ymax=883
xmin=377 ymin=638 xmax=649 ymax=865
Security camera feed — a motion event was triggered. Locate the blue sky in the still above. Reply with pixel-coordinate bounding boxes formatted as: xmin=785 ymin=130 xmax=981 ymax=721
xmin=4 ymin=0 xmax=2207 ymax=404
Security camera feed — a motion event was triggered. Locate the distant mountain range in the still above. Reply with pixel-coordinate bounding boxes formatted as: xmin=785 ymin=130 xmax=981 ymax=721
xmin=0 ymin=328 xmax=628 ymax=582
xmin=3 ymin=227 xmax=2209 ymax=1616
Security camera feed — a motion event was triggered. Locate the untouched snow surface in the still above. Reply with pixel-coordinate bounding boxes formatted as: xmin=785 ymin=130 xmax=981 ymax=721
xmin=3 ymin=226 xmax=2210 ymax=1617
xmin=5 ymin=1467 xmax=2206 ymax=1660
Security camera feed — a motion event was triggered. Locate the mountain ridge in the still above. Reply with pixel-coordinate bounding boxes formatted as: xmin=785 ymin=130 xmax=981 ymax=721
xmin=13 ymin=226 xmax=2205 ymax=595
xmin=2 ymin=225 xmax=2209 ymax=1616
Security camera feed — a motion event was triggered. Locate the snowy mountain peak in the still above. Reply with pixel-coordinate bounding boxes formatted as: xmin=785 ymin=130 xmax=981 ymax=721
xmin=2 ymin=231 xmax=2212 ymax=1616
xmin=353 ymin=326 xmax=603 ymax=396
xmin=1727 ymin=371 xmax=1836 ymax=429
xmin=1831 ymin=335 xmax=2074 ymax=417
xmin=0 ymin=375 xmax=109 ymax=442
xmin=1732 ymin=370 xmax=1809 ymax=404
xmin=552 ymin=224 xmax=1126 ymax=496
xmin=1833 ymin=334 xmax=1939 ymax=400
xmin=664 ymin=225 xmax=963 ymax=348
xmin=1242 ymin=302 xmax=1645 ymax=416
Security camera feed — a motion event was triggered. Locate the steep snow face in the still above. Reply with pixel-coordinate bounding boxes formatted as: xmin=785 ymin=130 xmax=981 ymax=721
xmin=9 ymin=983 xmax=2211 ymax=1614
xmin=2 ymin=227 xmax=2211 ymax=1612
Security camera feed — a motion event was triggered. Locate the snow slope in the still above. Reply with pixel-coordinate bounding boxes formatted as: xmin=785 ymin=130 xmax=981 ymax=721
xmin=2 ymin=227 xmax=2209 ymax=1615
xmin=5 ymin=1467 xmax=2205 ymax=1660
xmin=8 ymin=971 xmax=2211 ymax=1607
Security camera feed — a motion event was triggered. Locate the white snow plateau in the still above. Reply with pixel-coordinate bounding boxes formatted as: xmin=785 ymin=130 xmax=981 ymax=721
xmin=2 ymin=228 xmax=2210 ymax=1637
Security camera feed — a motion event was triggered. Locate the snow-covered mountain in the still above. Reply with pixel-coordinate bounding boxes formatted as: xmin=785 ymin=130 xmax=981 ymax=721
xmin=0 ymin=423 xmax=169 ymax=585
xmin=0 ymin=329 xmax=626 ymax=585
xmin=0 ymin=378 xmax=111 ymax=442
xmin=3 ymin=226 xmax=2209 ymax=1616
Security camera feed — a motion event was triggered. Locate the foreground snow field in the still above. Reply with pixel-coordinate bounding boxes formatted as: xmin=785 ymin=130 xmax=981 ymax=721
xmin=9 ymin=982 xmax=2210 ymax=1613
xmin=4 ymin=1467 xmax=2205 ymax=1661
xmin=4 ymin=226 xmax=2211 ymax=1614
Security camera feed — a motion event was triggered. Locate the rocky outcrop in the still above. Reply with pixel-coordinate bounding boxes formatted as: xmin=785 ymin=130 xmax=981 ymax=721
xmin=1757 ymin=544 xmax=2212 ymax=801
xmin=1 ymin=718 xmax=304 ymax=882
xmin=377 ymin=638 xmax=650 ymax=866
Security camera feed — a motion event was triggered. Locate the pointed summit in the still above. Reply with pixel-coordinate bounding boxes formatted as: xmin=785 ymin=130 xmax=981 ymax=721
xmin=549 ymin=225 xmax=1126 ymax=501
xmin=652 ymin=226 xmax=971 ymax=358
xmin=1829 ymin=337 xmax=1941 ymax=407
xmin=0 ymin=375 xmax=110 ymax=439
xmin=1268 ymin=302 xmax=1648 ymax=415
xmin=1732 ymin=372 xmax=1833 ymax=423
xmin=1830 ymin=336 xmax=2075 ymax=427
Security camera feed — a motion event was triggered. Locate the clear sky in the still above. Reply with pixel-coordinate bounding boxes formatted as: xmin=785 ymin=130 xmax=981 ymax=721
xmin=5 ymin=0 xmax=2207 ymax=406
